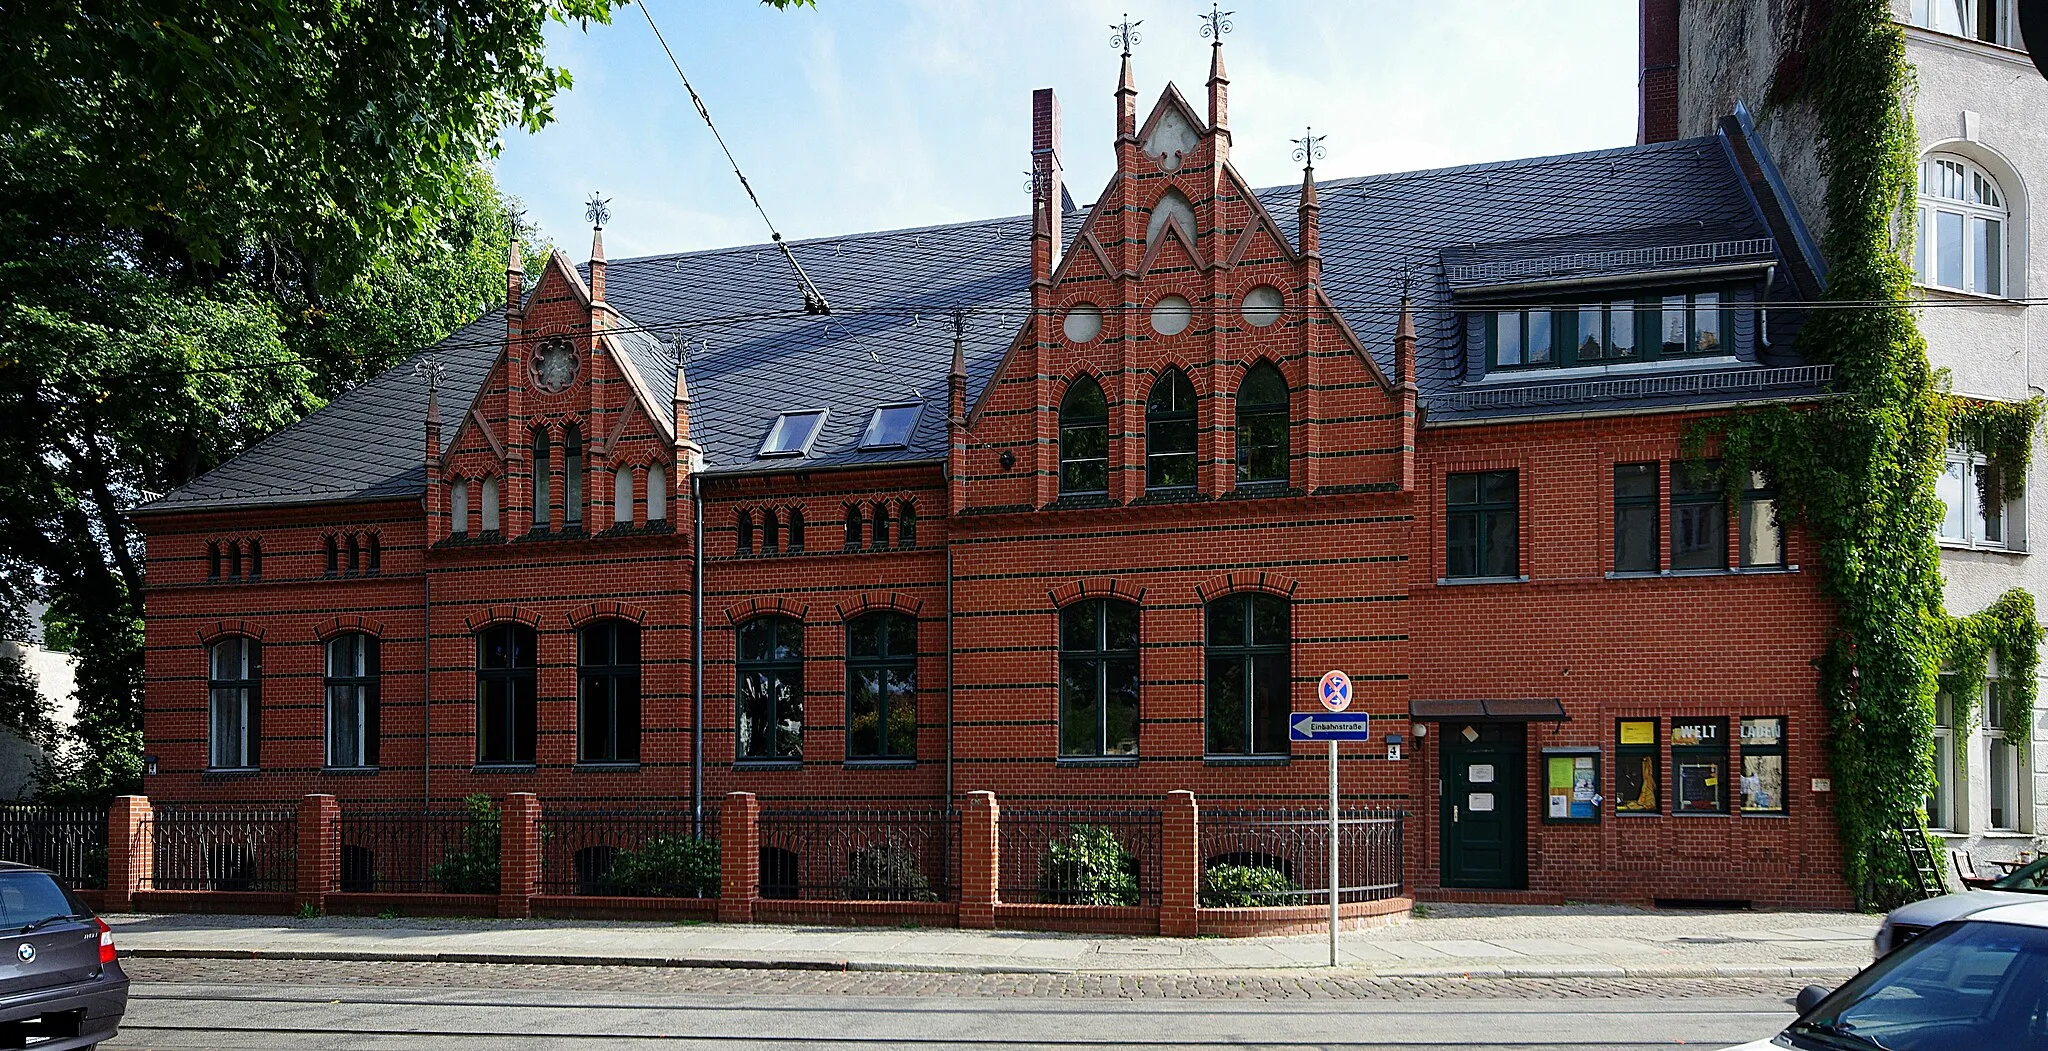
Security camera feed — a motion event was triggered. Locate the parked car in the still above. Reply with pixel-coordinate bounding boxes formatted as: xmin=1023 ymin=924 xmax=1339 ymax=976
xmin=1718 ymin=899 xmax=2048 ymax=1051
xmin=0 ymin=861 xmax=128 ymax=1049
xmin=1874 ymin=855 xmax=2048 ymax=956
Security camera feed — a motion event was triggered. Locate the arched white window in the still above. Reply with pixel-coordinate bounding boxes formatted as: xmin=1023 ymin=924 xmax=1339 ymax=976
xmin=481 ymin=476 xmax=501 ymax=532
xmin=451 ymin=480 xmax=469 ymax=535
xmin=647 ymin=464 xmax=667 ymax=522
xmin=1917 ymin=154 xmax=2007 ymax=296
xmin=613 ymin=467 xmax=634 ymax=528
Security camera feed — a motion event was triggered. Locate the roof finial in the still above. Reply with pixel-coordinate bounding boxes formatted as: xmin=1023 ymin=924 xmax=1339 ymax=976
xmin=507 ymin=206 xmax=527 ymax=271
xmin=1202 ymin=4 xmax=1233 ymax=44
xmin=1291 ymin=126 xmax=1327 ymax=172
xmin=1111 ymin=13 xmax=1142 ymax=57
xmin=584 ymin=193 xmax=611 ymax=230
xmin=1113 ymin=14 xmax=1141 ymax=139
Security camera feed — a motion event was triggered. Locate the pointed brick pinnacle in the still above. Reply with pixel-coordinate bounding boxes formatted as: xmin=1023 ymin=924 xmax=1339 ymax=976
xmin=590 ymin=226 xmax=606 ymax=264
xmin=674 ymin=356 xmax=691 ymax=405
xmin=1117 ymin=54 xmax=1138 ymax=138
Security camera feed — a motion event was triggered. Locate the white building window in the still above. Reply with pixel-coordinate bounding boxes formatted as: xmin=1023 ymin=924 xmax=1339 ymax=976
xmin=613 ymin=468 xmax=634 ymax=528
xmin=1929 ymin=675 xmax=1960 ymax=830
xmin=208 ymin=637 xmax=259 ymax=770
xmin=481 ymin=476 xmax=501 ymax=532
xmin=1907 ymin=0 xmax=2017 ymax=46
xmin=1986 ymin=657 xmax=2023 ymax=830
xmin=647 ymin=464 xmax=667 ymax=522
xmin=1916 ymin=155 xmax=2007 ymax=296
xmin=1935 ymin=447 xmax=2024 ymax=550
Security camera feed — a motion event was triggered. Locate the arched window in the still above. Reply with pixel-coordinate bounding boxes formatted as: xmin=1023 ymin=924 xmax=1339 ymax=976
xmin=325 ymin=633 xmax=379 ymax=769
xmin=482 ymin=476 xmax=501 ymax=532
xmin=897 ymin=503 xmax=915 ymax=548
xmin=1236 ymin=362 xmax=1290 ymax=486
xmin=206 ymin=542 xmax=221 ymax=581
xmin=845 ymin=504 xmax=864 ymax=550
xmin=228 ymin=540 xmax=243 ymax=580
xmin=613 ymin=468 xmax=633 ymax=528
xmin=1204 ymin=593 xmax=1289 ymax=757
xmin=248 ymin=539 xmax=263 ymax=579
xmin=1059 ymin=599 xmax=1139 ymax=758
xmin=578 ymin=619 xmax=641 ymax=764
xmin=365 ymin=534 xmax=380 ymax=574
xmin=737 ymin=510 xmax=755 ymax=555
xmin=476 ymin=623 xmax=537 ymax=765
xmin=763 ymin=509 xmax=781 ymax=553
xmin=346 ymin=534 xmax=360 ymax=574
xmin=647 ymin=464 xmax=667 ymax=521
xmin=532 ymin=429 xmax=552 ymax=528
xmin=788 ymin=507 xmax=805 ymax=552
xmin=846 ymin=612 xmax=917 ymax=760
xmin=208 ymin=636 xmax=260 ymax=770
xmin=1146 ymin=368 xmax=1197 ymax=490
xmin=870 ymin=502 xmax=890 ymax=549
xmin=736 ymin=616 xmax=803 ymax=762
xmin=1059 ymin=376 xmax=1109 ymax=495
xmin=1917 ymin=153 xmax=2007 ymax=296
xmin=563 ymin=425 xmax=583 ymax=527
xmin=323 ymin=536 xmax=338 ymax=575
xmin=451 ymin=479 xmax=470 ymax=535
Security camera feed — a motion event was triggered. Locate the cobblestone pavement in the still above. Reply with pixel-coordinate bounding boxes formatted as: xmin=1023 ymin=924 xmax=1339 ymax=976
xmin=124 ymin=956 xmax=1815 ymax=1002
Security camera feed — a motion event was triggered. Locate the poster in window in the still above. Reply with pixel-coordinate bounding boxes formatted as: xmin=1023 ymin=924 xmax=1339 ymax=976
xmin=1620 ymin=720 xmax=1655 ymax=745
xmin=1671 ymin=720 xmax=1720 ymax=747
xmin=1545 ymin=753 xmax=1601 ymax=822
xmin=1678 ymin=760 xmax=1723 ymax=812
xmin=1742 ymin=754 xmax=1784 ymax=812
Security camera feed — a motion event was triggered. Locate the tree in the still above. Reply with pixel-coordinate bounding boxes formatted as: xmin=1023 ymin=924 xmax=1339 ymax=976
xmin=0 ymin=0 xmax=618 ymax=801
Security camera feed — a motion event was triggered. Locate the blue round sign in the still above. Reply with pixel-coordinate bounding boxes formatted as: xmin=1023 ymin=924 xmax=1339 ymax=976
xmin=1318 ymin=670 xmax=1352 ymax=712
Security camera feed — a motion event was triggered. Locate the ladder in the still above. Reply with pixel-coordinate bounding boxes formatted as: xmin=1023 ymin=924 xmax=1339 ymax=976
xmin=1898 ymin=821 xmax=1946 ymax=901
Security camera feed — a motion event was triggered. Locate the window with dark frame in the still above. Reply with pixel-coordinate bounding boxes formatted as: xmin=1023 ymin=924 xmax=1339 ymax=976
xmin=578 ymin=620 xmax=641 ymax=765
xmin=844 ymin=505 xmax=862 ymax=550
xmin=1930 ymin=675 xmax=1959 ymax=830
xmin=248 ymin=539 xmax=262 ymax=579
xmin=1989 ymin=666 xmax=2020 ymax=830
xmin=897 ymin=503 xmax=915 ymax=548
xmin=323 ymin=537 xmax=337 ymax=576
xmin=789 ymin=507 xmax=805 ymax=552
xmin=846 ymin=612 xmax=917 ymax=761
xmin=1739 ymin=470 xmax=1786 ymax=567
xmin=1670 ymin=459 xmax=1729 ymax=571
xmin=1671 ymin=718 xmax=1729 ymax=814
xmin=1613 ymin=462 xmax=1659 ymax=573
xmin=1204 ymin=593 xmax=1290 ymax=757
xmin=1059 ymin=376 xmax=1109 ymax=495
xmin=365 ymin=535 xmax=380 ymax=575
xmin=207 ymin=542 xmax=222 ymax=580
xmin=1059 ymin=599 xmax=1140 ymax=759
xmin=1146 ymin=369 xmax=1198 ymax=490
xmin=870 ymin=502 xmax=890 ymax=549
xmin=325 ymin=633 xmax=379 ymax=769
xmin=763 ymin=509 xmax=780 ymax=553
xmin=1446 ymin=470 xmax=1519 ymax=579
xmin=476 ymin=624 xmax=537 ymax=765
xmin=737 ymin=616 xmax=803 ymax=762
xmin=737 ymin=510 xmax=755 ymax=555
xmin=1739 ymin=716 xmax=1786 ymax=814
xmin=1235 ymin=362 xmax=1290 ymax=485
xmin=1486 ymin=293 xmax=1729 ymax=370
xmin=564 ymin=426 xmax=583 ymax=527
xmin=532 ymin=429 xmax=551 ymax=528
xmin=208 ymin=637 xmax=260 ymax=770
xmin=1616 ymin=719 xmax=1660 ymax=814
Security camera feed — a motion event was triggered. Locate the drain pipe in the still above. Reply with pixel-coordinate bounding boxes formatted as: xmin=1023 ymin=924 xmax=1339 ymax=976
xmin=422 ymin=557 xmax=432 ymax=811
xmin=945 ymin=543 xmax=955 ymax=806
xmin=691 ymin=473 xmax=705 ymax=835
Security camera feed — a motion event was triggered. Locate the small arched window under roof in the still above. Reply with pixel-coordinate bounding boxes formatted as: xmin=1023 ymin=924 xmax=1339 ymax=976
xmin=1916 ymin=152 xmax=2009 ymax=297
xmin=1059 ymin=376 xmax=1110 ymax=496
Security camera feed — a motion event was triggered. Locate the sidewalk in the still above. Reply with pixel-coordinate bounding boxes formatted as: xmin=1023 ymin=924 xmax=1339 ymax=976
xmin=106 ymin=903 xmax=1880 ymax=979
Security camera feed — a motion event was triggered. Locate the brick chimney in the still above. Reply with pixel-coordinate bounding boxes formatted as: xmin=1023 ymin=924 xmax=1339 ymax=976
xmin=1638 ymin=0 xmax=1680 ymax=144
xmin=1031 ymin=88 xmax=1063 ymax=288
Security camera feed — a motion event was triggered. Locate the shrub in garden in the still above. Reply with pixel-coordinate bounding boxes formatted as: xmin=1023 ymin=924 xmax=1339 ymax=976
xmin=1200 ymin=864 xmax=1298 ymax=908
xmin=604 ymin=835 xmax=720 ymax=898
xmin=1037 ymin=824 xmax=1138 ymax=906
xmin=841 ymin=836 xmax=937 ymax=902
xmin=428 ymin=793 xmax=501 ymax=895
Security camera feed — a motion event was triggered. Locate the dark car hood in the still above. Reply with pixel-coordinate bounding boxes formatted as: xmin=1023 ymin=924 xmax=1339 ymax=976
xmin=1887 ymin=889 xmax=2042 ymax=929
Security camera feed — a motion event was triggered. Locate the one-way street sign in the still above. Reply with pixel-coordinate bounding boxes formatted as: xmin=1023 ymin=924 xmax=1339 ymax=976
xmin=1288 ymin=712 xmax=1374 ymax=741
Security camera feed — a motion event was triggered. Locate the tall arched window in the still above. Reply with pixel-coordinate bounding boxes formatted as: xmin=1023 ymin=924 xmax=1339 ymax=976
xmin=325 ymin=633 xmax=379 ymax=769
xmin=1146 ymin=368 xmax=1197 ymax=490
xmin=578 ymin=620 xmax=640 ymax=764
xmin=1204 ymin=593 xmax=1290 ymax=757
xmin=451 ymin=479 xmax=470 ymax=535
xmin=322 ymin=536 xmax=337 ymax=576
xmin=365 ymin=534 xmax=380 ymax=574
xmin=346 ymin=535 xmax=360 ymax=574
xmin=788 ymin=507 xmax=805 ymax=552
xmin=613 ymin=467 xmax=633 ymax=528
xmin=481 ymin=476 xmax=501 ymax=532
xmin=208 ymin=637 xmax=260 ymax=769
xmin=1917 ymin=153 xmax=2007 ymax=296
xmin=206 ymin=542 xmax=221 ymax=581
xmin=647 ymin=464 xmax=667 ymax=521
xmin=896 ymin=502 xmax=915 ymax=548
xmin=476 ymin=624 xmax=537 ymax=765
xmin=737 ymin=510 xmax=755 ymax=555
xmin=737 ymin=616 xmax=803 ymax=762
xmin=228 ymin=540 xmax=243 ymax=579
xmin=846 ymin=612 xmax=917 ymax=760
xmin=1236 ymin=362 xmax=1290 ymax=486
xmin=532 ymin=429 xmax=552 ymax=528
xmin=248 ymin=539 xmax=263 ymax=579
xmin=870 ymin=502 xmax=890 ymax=549
xmin=1059 ymin=376 xmax=1109 ymax=495
xmin=844 ymin=504 xmax=863 ymax=550
xmin=763 ymin=509 xmax=781 ymax=553
xmin=563 ymin=425 xmax=583 ymax=527
xmin=1059 ymin=599 xmax=1139 ymax=758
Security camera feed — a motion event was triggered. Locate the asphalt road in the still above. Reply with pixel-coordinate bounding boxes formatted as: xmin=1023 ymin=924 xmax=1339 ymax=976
xmin=103 ymin=960 xmax=1802 ymax=1051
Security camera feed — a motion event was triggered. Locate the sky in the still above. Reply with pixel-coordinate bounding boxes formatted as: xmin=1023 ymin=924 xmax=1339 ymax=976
xmin=496 ymin=0 xmax=1642 ymax=260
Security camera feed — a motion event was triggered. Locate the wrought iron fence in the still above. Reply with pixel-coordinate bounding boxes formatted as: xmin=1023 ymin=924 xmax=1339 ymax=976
xmin=998 ymin=809 xmax=1161 ymax=907
xmin=336 ymin=810 xmax=495 ymax=895
xmin=0 ymin=807 xmax=107 ymax=890
xmin=541 ymin=810 xmax=720 ymax=898
xmin=145 ymin=807 xmax=297 ymax=892
xmin=756 ymin=808 xmax=957 ymax=902
xmin=1198 ymin=808 xmax=1404 ymax=907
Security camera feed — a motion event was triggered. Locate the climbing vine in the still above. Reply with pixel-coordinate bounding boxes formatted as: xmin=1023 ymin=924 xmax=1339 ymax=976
xmin=1703 ymin=0 xmax=2041 ymax=908
xmin=1938 ymin=590 xmax=2040 ymax=741
xmin=1941 ymin=391 xmax=2044 ymax=475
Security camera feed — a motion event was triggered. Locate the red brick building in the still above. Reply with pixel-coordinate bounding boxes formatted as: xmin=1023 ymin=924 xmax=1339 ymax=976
xmin=135 ymin=47 xmax=1852 ymax=908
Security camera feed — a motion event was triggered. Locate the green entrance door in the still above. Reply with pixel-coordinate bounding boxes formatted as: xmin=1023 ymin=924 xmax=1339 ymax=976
xmin=1439 ymin=722 xmax=1527 ymax=889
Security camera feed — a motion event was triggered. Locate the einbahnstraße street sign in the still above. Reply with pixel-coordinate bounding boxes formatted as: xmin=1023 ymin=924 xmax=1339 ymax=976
xmin=1288 ymin=712 xmax=1373 ymax=741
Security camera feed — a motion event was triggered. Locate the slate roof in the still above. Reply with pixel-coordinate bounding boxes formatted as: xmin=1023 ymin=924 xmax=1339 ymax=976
xmin=143 ymin=133 xmax=1819 ymax=514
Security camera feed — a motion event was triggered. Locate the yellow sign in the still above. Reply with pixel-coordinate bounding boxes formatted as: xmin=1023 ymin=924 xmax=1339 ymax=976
xmin=1619 ymin=721 xmax=1654 ymax=745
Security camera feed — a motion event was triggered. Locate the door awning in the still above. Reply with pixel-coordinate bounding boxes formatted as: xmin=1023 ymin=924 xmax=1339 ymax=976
xmin=1409 ymin=698 xmax=1569 ymax=722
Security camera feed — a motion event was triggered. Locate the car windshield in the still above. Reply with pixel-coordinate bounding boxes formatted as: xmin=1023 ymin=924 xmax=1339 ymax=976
xmin=1786 ymin=919 xmax=2048 ymax=1050
xmin=1994 ymin=858 xmax=2048 ymax=892
xmin=0 ymin=872 xmax=87 ymax=928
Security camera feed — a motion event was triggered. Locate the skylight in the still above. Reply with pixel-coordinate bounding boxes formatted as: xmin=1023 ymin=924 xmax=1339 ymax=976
xmin=860 ymin=404 xmax=921 ymax=450
xmin=759 ymin=410 xmax=827 ymax=458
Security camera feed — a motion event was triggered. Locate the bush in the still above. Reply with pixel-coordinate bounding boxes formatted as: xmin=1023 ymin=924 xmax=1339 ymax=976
xmin=1037 ymin=824 xmax=1138 ymax=906
xmin=604 ymin=835 xmax=720 ymax=898
xmin=841 ymin=836 xmax=937 ymax=902
xmin=429 ymin=793 xmax=501 ymax=895
xmin=1200 ymin=864 xmax=1298 ymax=908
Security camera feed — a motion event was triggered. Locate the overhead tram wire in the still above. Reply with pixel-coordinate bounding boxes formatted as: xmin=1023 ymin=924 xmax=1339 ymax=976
xmin=638 ymin=0 xmax=831 ymax=316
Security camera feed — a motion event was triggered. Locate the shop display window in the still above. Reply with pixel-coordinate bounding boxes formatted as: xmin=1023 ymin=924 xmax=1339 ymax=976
xmin=1616 ymin=719 xmax=1660 ymax=814
xmin=1672 ymin=718 xmax=1729 ymax=814
xmin=1740 ymin=716 xmax=1787 ymax=814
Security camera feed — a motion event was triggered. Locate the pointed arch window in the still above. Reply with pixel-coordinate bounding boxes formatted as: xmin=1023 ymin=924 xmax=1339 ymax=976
xmin=532 ymin=429 xmax=552 ymax=528
xmin=870 ymin=502 xmax=890 ymax=549
xmin=322 ymin=536 xmax=338 ymax=576
xmin=613 ymin=468 xmax=633 ymax=528
xmin=647 ymin=464 xmax=667 ymax=521
xmin=563 ymin=426 xmax=583 ymax=527
xmin=207 ymin=542 xmax=222 ymax=581
xmin=1059 ymin=377 xmax=1109 ymax=496
xmin=1236 ymin=363 xmax=1290 ymax=486
xmin=763 ymin=509 xmax=781 ymax=553
xmin=1146 ymin=369 xmax=1198 ymax=490
xmin=845 ymin=504 xmax=864 ymax=550
xmin=737 ymin=510 xmax=755 ymax=555
xmin=482 ymin=476 xmax=501 ymax=532
xmin=1916 ymin=153 xmax=2008 ymax=296
xmin=897 ymin=503 xmax=915 ymax=548
xmin=788 ymin=507 xmax=805 ymax=552
xmin=452 ymin=479 xmax=470 ymax=535
xmin=228 ymin=540 xmax=243 ymax=579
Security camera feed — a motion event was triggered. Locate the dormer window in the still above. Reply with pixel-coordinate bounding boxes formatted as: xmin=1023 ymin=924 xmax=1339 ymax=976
xmin=760 ymin=411 xmax=827 ymax=458
xmin=1485 ymin=291 xmax=1732 ymax=372
xmin=860 ymin=405 xmax=920 ymax=450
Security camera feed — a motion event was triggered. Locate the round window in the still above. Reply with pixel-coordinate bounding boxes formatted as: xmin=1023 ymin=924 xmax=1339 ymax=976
xmin=1241 ymin=285 xmax=1284 ymax=327
xmin=1150 ymin=295 xmax=1192 ymax=337
xmin=1062 ymin=304 xmax=1103 ymax=344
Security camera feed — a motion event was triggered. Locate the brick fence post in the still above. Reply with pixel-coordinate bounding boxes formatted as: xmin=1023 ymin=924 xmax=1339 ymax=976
xmin=296 ymin=794 xmax=339 ymax=916
xmin=959 ymin=791 xmax=999 ymax=929
xmin=718 ymin=792 xmax=758 ymax=924
xmin=497 ymin=793 xmax=540 ymax=919
xmin=1161 ymin=790 xmax=1200 ymax=937
xmin=104 ymin=795 xmax=151 ymax=913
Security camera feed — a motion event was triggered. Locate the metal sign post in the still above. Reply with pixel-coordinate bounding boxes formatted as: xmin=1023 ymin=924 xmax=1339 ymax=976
xmin=1301 ymin=670 xmax=1359 ymax=968
xmin=1328 ymin=738 xmax=1339 ymax=967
